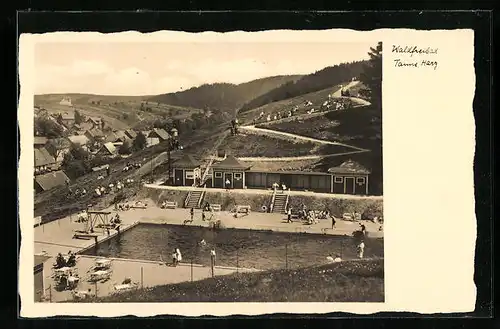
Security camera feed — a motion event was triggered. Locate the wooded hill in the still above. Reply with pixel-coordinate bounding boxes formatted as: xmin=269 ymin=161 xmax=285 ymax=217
xmin=238 ymin=61 xmax=367 ymax=112
xmin=147 ymin=75 xmax=303 ymax=113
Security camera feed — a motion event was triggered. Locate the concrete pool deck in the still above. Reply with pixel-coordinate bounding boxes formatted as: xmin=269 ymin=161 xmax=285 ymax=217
xmin=33 ymin=202 xmax=383 ymax=302
xmin=43 ymin=255 xmax=258 ymax=302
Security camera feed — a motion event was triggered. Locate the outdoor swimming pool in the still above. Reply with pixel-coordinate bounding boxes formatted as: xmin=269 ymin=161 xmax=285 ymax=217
xmin=82 ymin=223 xmax=384 ymax=270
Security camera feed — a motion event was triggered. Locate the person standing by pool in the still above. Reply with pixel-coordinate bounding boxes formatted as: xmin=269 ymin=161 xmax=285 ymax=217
xmin=210 ymin=248 xmax=216 ymax=266
xmin=357 ymin=241 xmax=365 ymax=259
xmin=172 ymin=249 xmax=178 ymax=266
xmin=176 ymin=248 xmax=182 ymax=263
xmin=331 ymin=215 xmax=336 ymax=229
xmin=287 ymin=207 xmax=293 ymax=223
xmin=225 ymin=178 xmax=231 ymax=191
xmin=201 ymin=209 xmax=206 ymax=221
xmin=190 ymin=208 xmax=194 ymax=221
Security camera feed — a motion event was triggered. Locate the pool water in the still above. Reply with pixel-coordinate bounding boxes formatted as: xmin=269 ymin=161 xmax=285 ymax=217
xmin=83 ymin=223 xmax=384 ymax=270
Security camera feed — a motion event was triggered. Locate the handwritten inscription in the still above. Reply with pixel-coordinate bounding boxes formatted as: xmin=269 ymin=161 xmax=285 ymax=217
xmin=392 ymin=45 xmax=439 ymax=70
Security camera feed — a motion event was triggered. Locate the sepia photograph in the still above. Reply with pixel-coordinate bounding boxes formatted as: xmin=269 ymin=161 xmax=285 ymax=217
xmin=30 ymin=38 xmax=384 ymax=304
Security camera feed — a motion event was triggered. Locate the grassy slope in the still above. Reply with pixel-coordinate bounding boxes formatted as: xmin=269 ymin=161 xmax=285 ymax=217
xmin=82 ymin=259 xmax=384 ymax=303
xmin=148 ymin=75 xmax=303 ymax=112
xmin=237 ymin=84 xmax=344 ymax=125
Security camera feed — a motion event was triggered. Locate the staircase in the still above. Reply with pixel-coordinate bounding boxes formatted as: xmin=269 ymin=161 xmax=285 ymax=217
xmin=272 ymin=193 xmax=288 ymax=214
xmin=185 ymin=190 xmax=204 ymax=209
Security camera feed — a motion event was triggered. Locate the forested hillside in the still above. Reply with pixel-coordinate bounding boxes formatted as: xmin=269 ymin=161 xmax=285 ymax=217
xmin=239 ymin=61 xmax=367 ymax=112
xmin=148 ymin=75 xmax=302 ymax=112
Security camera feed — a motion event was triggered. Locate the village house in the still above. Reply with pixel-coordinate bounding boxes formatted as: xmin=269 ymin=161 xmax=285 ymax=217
xmin=86 ymin=116 xmax=102 ymax=129
xmin=59 ymin=97 xmax=72 ymax=106
xmin=172 ymin=154 xmax=201 ymax=187
xmin=148 ymin=128 xmax=170 ymax=142
xmin=84 ymin=128 xmax=105 ymax=144
xmin=73 ymin=122 xmax=93 ymax=132
xmin=96 ymin=142 xmax=118 ymax=158
xmin=59 ymin=112 xmax=75 ymax=128
xmin=209 ymin=155 xmax=251 ymax=189
xmin=33 ymin=136 xmax=48 ymax=149
xmin=124 ymin=129 xmax=137 ymax=140
xmin=34 ymin=170 xmax=70 ymax=193
xmin=67 ymin=135 xmax=90 ymax=150
xmin=34 ymin=148 xmax=56 ymax=175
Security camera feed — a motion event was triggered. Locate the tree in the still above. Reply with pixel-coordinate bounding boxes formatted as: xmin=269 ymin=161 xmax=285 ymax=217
xmin=118 ymin=140 xmax=132 ymax=154
xmin=132 ymin=132 xmax=147 ymax=151
xmin=359 ymin=42 xmax=382 ymax=110
xmin=45 ymin=138 xmax=68 ymax=161
xmin=34 ymin=117 xmax=64 ymax=139
xmin=74 ymin=110 xmax=84 ymax=124
xmin=56 ymin=114 xmax=64 ymax=125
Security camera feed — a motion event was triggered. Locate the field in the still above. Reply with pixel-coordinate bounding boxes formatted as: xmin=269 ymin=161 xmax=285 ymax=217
xmin=237 ymin=84 xmax=344 ymax=125
xmin=34 ymin=93 xmax=203 ymax=131
xmin=217 ymin=133 xmax=317 ymax=158
xmin=80 ymin=259 xmax=384 ymax=303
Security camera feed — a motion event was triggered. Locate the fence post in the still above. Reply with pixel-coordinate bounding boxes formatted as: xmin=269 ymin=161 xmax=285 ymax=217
xmin=141 ymin=266 xmax=144 ymax=289
xmin=190 ymin=258 xmax=193 ymax=282
xmin=236 ymin=249 xmax=239 ymax=274
xmin=340 ymin=239 xmax=343 ymax=259
xmin=49 ymin=285 xmax=52 ymax=302
xmin=94 ymin=281 xmax=98 ymax=298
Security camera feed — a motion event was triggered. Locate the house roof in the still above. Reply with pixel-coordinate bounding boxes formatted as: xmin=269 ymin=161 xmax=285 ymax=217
xmin=246 ymin=169 xmax=331 ymax=176
xmin=87 ymin=116 xmax=101 ymax=124
xmin=61 ymin=112 xmax=74 ymax=120
xmin=328 ymin=160 xmax=371 ymax=175
xmin=105 ymin=131 xmax=119 ymax=143
xmin=47 ymin=138 xmax=71 ymax=150
xmin=173 ymin=154 xmax=200 ymax=168
xmin=212 ymin=155 xmax=251 ymax=170
xmin=125 ymin=129 xmax=137 ymax=139
xmin=115 ymin=130 xmax=128 ymax=140
xmin=35 ymin=170 xmax=69 ymax=191
xmin=149 ymin=128 xmax=170 ymax=140
xmin=99 ymin=142 xmax=117 ymax=155
xmin=35 ymin=255 xmax=51 ymax=267
xmin=74 ymin=122 xmax=93 ymax=131
xmin=34 ymin=136 xmax=48 ymax=146
xmin=85 ymin=128 xmax=105 ymax=138
xmin=34 ymin=148 xmax=55 ymax=167
xmin=68 ymin=135 xmax=90 ymax=146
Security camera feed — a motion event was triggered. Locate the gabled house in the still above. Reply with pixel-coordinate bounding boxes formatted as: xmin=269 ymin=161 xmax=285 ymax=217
xmin=210 ymin=155 xmax=251 ymax=189
xmin=34 ymin=136 xmax=48 ymax=149
xmin=34 ymin=148 xmax=56 ymax=175
xmin=86 ymin=116 xmax=102 ymax=129
xmin=67 ymin=135 xmax=90 ymax=148
xmin=34 ymin=170 xmax=70 ymax=193
xmin=96 ymin=142 xmax=118 ymax=158
xmin=148 ymin=128 xmax=170 ymax=142
xmin=73 ymin=122 xmax=93 ymax=132
xmin=328 ymin=160 xmax=370 ymax=195
xmin=59 ymin=112 xmax=75 ymax=128
xmin=124 ymin=129 xmax=137 ymax=140
xmin=172 ymin=154 xmax=201 ymax=187
xmin=84 ymin=128 xmax=105 ymax=144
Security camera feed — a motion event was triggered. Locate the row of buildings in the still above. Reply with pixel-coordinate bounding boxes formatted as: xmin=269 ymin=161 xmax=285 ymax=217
xmin=171 ymin=154 xmax=370 ymax=195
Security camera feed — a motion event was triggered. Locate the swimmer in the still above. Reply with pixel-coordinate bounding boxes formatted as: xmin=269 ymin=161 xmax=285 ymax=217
xmin=200 ymin=239 xmax=207 ymax=246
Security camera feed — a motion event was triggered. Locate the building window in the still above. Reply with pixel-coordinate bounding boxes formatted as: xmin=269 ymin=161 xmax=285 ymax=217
xmin=356 ymin=177 xmax=366 ymax=184
xmin=214 ymin=172 xmax=222 ymax=178
xmin=334 ymin=176 xmax=343 ymax=183
xmin=234 ymin=173 xmax=242 ymax=180
xmin=185 ymin=171 xmax=194 ymax=179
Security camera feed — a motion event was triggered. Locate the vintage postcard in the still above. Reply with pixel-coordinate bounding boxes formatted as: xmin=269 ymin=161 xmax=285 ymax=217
xmin=18 ymin=29 xmax=476 ymax=317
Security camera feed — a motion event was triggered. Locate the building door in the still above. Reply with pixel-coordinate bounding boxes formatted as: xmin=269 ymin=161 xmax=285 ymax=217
xmin=174 ymin=169 xmax=184 ymax=186
xmin=344 ymin=177 xmax=355 ymax=194
xmin=224 ymin=172 xmax=233 ymax=189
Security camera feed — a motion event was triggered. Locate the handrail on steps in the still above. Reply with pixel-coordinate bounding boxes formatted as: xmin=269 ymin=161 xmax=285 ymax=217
xmin=184 ymin=191 xmax=191 ymax=208
xmin=284 ymin=188 xmax=291 ymax=212
xmin=269 ymin=189 xmax=276 ymax=213
xmin=197 ymin=185 xmax=206 ymax=209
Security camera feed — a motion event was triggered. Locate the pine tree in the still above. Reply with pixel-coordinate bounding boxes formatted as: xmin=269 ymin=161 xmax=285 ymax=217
xmin=359 ymin=42 xmax=382 ymax=110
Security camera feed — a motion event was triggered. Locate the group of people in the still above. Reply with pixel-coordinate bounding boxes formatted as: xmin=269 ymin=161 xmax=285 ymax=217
xmin=122 ymin=162 xmax=141 ymax=172
xmin=171 ymin=248 xmax=182 ymax=266
xmin=272 ymin=182 xmax=288 ymax=193
xmin=184 ymin=206 xmax=216 ymax=225
xmin=54 ymin=251 xmax=77 ymax=269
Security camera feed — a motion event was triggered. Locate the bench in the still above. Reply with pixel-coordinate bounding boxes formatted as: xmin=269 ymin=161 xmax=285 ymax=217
xmin=73 ymin=231 xmax=99 ymax=240
xmin=235 ymin=205 xmax=251 ymax=214
xmin=210 ymin=204 xmax=221 ymax=212
xmin=162 ymin=201 xmax=177 ymax=209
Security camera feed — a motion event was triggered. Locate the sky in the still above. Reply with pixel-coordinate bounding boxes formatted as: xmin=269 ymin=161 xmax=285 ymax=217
xmin=34 ymin=41 xmax=374 ymax=96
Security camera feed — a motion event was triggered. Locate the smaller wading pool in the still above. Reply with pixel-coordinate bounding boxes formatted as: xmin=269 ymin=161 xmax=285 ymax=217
xmin=82 ymin=223 xmax=384 ymax=270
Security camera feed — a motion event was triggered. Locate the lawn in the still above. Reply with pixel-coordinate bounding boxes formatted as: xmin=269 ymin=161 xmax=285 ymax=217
xmin=80 ymin=259 xmax=384 ymax=303
xmin=217 ymin=134 xmax=317 ymax=158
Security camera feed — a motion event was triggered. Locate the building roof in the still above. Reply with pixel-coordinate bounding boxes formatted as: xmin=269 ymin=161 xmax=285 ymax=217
xmin=87 ymin=116 xmax=102 ymax=124
xmin=34 ymin=136 xmax=48 ymax=146
xmin=149 ymin=128 xmax=170 ymax=140
xmin=246 ymin=169 xmax=331 ymax=176
xmin=34 ymin=148 xmax=55 ymax=167
xmin=34 ymin=170 xmax=69 ymax=191
xmin=173 ymin=154 xmax=200 ymax=168
xmin=61 ymin=112 xmax=74 ymax=120
xmin=47 ymin=138 xmax=71 ymax=150
xmin=74 ymin=122 xmax=93 ymax=131
xmin=328 ymin=160 xmax=371 ymax=175
xmin=114 ymin=130 xmax=129 ymax=141
xmin=104 ymin=131 xmax=120 ymax=143
xmin=85 ymin=128 xmax=105 ymax=138
xmin=35 ymin=255 xmax=51 ymax=266
xmin=125 ymin=129 xmax=137 ymax=139
xmin=99 ymin=142 xmax=117 ymax=155
xmin=68 ymin=135 xmax=90 ymax=146
xmin=212 ymin=155 xmax=251 ymax=170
